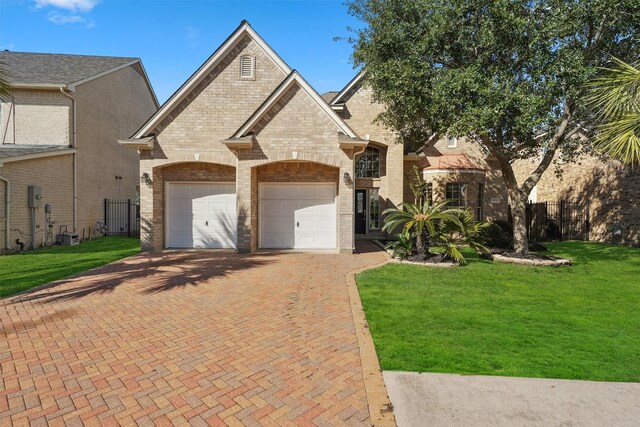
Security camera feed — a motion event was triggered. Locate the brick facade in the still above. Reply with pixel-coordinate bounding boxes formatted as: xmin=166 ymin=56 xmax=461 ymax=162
xmin=0 ymin=64 xmax=157 ymax=253
xmin=513 ymin=154 xmax=640 ymax=245
xmin=0 ymin=90 xmax=71 ymax=146
xmin=0 ymin=155 xmax=74 ymax=250
xmin=74 ymin=65 xmax=158 ymax=234
xmin=138 ymin=25 xmax=359 ymax=253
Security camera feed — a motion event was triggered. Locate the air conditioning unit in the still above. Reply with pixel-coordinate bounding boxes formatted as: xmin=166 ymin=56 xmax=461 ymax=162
xmin=56 ymin=226 xmax=79 ymax=246
xmin=59 ymin=232 xmax=80 ymax=246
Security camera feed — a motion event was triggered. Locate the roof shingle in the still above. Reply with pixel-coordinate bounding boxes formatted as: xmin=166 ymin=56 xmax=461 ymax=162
xmin=0 ymin=51 xmax=138 ymax=86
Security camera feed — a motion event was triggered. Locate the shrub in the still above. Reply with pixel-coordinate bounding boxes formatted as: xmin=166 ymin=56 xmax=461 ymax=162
xmin=384 ymin=231 xmax=415 ymax=260
xmin=480 ymin=221 xmax=513 ymax=249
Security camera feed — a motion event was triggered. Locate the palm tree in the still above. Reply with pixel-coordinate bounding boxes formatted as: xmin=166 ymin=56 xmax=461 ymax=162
xmin=439 ymin=208 xmax=490 ymax=261
xmin=382 ymin=200 xmax=464 ymax=260
xmin=586 ymin=58 xmax=640 ymax=165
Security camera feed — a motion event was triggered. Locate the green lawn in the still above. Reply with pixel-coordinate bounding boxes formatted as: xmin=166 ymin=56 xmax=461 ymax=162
xmin=0 ymin=237 xmax=140 ymax=298
xmin=357 ymin=242 xmax=640 ymax=382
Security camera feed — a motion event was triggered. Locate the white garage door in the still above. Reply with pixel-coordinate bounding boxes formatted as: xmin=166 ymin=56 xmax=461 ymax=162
xmin=166 ymin=182 xmax=237 ymax=249
xmin=260 ymin=183 xmax=336 ymax=249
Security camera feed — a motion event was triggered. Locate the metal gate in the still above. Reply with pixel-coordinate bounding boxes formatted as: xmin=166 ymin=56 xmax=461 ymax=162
xmin=510 ymin=200 xmax=590 ymax=242
xmin=104 ymin=199 xmax=140 ymax=237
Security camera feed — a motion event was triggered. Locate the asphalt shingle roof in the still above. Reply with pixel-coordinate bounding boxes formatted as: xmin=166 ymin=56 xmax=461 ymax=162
xmin=0 ymin=144 xmax=72 ymax=159
xmin=321 ymin=91 xmax=338 ymax=103
xmin=0 ymin=51 xmax=138 ymax=86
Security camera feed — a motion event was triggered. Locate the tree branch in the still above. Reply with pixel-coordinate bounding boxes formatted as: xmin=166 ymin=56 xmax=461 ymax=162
xmin=521 ymin=102 xmax=573 ymax=194
xmin=480 ymin=133 xmax=521 ymax=196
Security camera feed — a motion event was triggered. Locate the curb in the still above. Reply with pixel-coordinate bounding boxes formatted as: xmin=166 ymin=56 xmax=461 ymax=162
xmin=345 ymin=256 xmax=397 ymax=427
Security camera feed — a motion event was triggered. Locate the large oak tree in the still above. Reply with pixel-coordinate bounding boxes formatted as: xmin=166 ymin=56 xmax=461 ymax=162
xmin=346 ymin=0 xmax=640 ymax=253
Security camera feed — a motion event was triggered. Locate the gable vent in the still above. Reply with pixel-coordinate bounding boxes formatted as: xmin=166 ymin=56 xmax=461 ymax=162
xmin=240 ymin=55 xmax=255 ymax=79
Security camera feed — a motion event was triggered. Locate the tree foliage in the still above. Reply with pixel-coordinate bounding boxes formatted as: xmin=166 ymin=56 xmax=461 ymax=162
xmin=586 ymin=58 xmax=640 ymax=165
xmin=347 ymin=0 xmax=640 ymax=253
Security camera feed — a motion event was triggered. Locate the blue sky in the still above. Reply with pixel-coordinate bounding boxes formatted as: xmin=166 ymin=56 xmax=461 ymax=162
xmin=0 ymin=0 xmax=363 ymax=103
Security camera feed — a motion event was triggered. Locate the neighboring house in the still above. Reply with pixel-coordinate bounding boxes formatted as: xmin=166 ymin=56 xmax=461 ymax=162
xmin=514 ymin=153 xmax=639 ymax=245
xmin=0 ymin=51 xmax=158 ymax=253
xmin=121 ymin=21 xmax=510 ymax=253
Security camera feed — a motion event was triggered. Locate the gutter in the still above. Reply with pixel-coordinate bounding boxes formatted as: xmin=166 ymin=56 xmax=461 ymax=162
xmin=0 ymin=148 xmax=77 ymax=167
xmin=0 ymin=176 xmax=10 ymax=251
xmin=59 ymin=87 xmax=78 ymax=231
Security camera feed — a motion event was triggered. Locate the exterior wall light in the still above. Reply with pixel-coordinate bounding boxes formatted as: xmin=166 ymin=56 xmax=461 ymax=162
xmin=343 ymin=172 xmax=353 ymax=187
xmin=141 ymin=172 xmax=152 ymax=186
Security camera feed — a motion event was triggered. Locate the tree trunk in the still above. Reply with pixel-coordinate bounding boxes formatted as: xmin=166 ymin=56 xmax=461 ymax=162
xmin=415 ymin=229 xmax=431 ymax=259
xmin=509 ymin=190 xmax=529 ymax=255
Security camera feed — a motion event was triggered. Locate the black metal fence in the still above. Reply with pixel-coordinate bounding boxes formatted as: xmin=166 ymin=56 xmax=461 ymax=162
xmin=509 ymin=200 xmax=590 ymax=242
xmin=104 ymin=199 xmax=140 ymax=238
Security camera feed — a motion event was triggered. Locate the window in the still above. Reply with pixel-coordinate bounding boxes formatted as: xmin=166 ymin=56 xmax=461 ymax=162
xmin=445 ymin=183 xmax=466 ymax=207
xmin=369 ymin=189 xmax=380 ymax=230
xmin=356 ymin=146 xmax=380 ymax=178
xmin=240 ymin=55 xmax=255 ymax=79
xmin=447 ymin=136 xmax=458 ymax=148
xmin=477 ymin=183 xmax=484 ymax=220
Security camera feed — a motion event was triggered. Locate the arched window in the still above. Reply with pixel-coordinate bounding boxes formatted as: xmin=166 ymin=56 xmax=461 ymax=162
xmin=356 ymin=146 xmax=380 ymax=178
xmin=240 ymin=55 xmax=255 ymax=79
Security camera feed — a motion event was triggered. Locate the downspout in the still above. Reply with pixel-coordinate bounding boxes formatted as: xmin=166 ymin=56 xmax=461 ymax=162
xmin=60 ymin=87 xmax=77 ymax=231
xmin=0 ymin=175 xmax=9 ymax=251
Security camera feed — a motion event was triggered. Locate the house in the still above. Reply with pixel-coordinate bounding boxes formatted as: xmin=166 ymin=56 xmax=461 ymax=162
xmin=0 ymin=51 xmax=158 ymax=253
xmin=122 ymin=21 xmax=510 ymax=253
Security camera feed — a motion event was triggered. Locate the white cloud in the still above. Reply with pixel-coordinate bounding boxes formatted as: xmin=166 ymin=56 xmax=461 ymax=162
xmin=35 ymin=0 xmax=99 ymax=12
xmin=47 ymin=11 xmax=84 ymax=24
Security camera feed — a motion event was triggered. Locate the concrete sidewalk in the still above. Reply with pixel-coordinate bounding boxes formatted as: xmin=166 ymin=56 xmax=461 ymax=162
xmin=384 ymin=371 xmax=640 ymax=427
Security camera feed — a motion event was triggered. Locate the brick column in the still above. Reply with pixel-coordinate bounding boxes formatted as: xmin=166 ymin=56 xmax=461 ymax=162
xmin=236 ymin=161 xmax=254 ymax=253
xmin=338 ymin=149 xmax=355 ymax=253
xmin=139 ymin=160 xmax=154 ymax=251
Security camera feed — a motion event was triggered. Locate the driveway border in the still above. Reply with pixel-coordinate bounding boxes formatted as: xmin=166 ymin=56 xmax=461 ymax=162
xmin=346 ymin=255 xmax=397 ymax=426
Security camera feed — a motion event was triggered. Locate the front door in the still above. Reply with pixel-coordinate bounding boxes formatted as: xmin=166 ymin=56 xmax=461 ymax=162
xmin=355 ymin=189 xmax=367 ymax=234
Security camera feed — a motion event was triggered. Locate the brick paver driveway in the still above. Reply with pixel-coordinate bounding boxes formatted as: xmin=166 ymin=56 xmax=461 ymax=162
xmin=1 ymin=244 xmax=388 ymax=426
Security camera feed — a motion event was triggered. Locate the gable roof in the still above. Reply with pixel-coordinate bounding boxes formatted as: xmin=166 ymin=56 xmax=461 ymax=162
xmin=231 ymin=70 xmax=358 ymax=139
xmin=1 ymin=51 xmax=135 ymax=86
xmin=329 ymin=72 xmax=366 ymax=105
xmin=0 ymin=51 xmax=159 ymax=107
xmin=131 ymin=20 xmax=292 ymax=139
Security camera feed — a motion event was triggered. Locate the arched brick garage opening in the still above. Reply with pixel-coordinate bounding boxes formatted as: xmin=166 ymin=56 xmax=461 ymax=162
xmin=254 ymin=161 xmax=340 ymax=250
xmin=154 ymin=162 xmax=237 ymax=249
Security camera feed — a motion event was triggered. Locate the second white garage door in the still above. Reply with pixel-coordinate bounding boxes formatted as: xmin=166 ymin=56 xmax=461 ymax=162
xmin=166 ymin=182 xmax=237 ymax=249
xmin=259 ymin=183 xmax=337 ymax=249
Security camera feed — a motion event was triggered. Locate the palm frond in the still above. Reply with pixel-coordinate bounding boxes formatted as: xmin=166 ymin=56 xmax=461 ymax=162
xmin=586 ymin=57 xmax=640 ymax=165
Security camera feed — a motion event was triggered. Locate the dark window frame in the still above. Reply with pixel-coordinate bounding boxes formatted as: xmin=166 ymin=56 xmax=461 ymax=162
xmin=355 ymin=146 xmax=381 ymax=178
xmin=445 ymin=182 xmax=466 ymax=207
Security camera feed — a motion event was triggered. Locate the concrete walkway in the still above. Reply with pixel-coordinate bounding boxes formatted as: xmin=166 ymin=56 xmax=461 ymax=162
xmin=0 ymin=244 xmax=389 ymax=426
xmin=384 ymin=371 xmax=640 ymax=427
